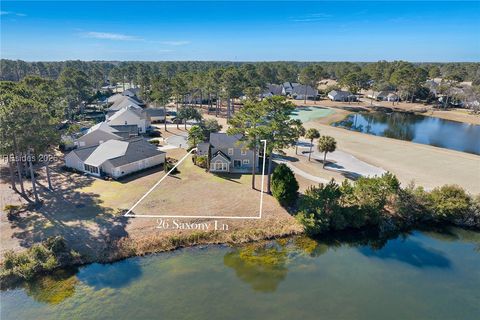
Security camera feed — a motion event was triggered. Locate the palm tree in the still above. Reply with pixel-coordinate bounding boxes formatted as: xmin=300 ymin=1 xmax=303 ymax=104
xmin=317 ymin=136 xmax=337 ymax=168
xmin=294 ymin=121 xmax=306 ymax=155
xmin=305 ymin=128 xmax=320 ymax=161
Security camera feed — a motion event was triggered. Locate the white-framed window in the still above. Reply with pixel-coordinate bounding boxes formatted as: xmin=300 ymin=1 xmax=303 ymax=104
xmin=228 ymin=148 xmax=234 ymax=155
xmin=241 ymin=149 xmax=247 ymax=155
xmin=243 ymin=159 xmax=250 ymax=165
xmin=84 ymin=164 xmax=99 ymax=174
xmin=212 ymin=161 xmax=228 ymax=171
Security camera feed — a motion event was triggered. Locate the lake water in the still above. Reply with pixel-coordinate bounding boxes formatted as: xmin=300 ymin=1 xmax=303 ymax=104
xmin=2 ymin=227 xmax=479 ymax=320
xmin=290 ymin=106 xmax=334 ymax=123
xmin=334 ymin=112 xmax=480 ymax=155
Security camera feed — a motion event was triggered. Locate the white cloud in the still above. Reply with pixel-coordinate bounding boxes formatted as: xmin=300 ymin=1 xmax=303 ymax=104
xmin=158 ymin=40 xmax=190 ymax=46
xmin=82 ymin=32 xmax=142 ymax=41
xmin=290 ymin=13 xmax=332 ymax=22
xmin=1 ymin=11 xmax=26 ymax=16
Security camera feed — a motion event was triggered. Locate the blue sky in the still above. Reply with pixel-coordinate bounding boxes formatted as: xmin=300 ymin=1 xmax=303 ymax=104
xmin=1 ymin=1 xmax=479 ymax=61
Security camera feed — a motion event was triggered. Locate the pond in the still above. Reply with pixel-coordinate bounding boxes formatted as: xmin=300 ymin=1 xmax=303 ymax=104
xmin=1 ymin=227 xmax=479 ymax=320
xmin=290 ymin=106 xmax=334 ymax=123
xmin=334 ymin=111 xmax=480 ymax=155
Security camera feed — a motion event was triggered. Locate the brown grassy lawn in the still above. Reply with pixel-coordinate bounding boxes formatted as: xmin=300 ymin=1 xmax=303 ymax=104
xmin=1 ymin=148 xmax=301 ymax=263
xmin=133 ymin=156 xmax=273 ymax=218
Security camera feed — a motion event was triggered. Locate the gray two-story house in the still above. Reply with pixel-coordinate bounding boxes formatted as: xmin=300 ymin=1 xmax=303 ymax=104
xmin=197 ymin=133 xmax=259 ymax=173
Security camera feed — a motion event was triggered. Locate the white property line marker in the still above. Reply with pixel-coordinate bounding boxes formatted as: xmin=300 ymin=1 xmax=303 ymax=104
xmin=124 ymin=140 xmax=267 ymax=219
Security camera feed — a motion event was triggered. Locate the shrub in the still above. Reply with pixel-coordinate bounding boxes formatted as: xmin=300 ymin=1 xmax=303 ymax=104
xmin=296 ymin=173 xmax=402 ymax=235
xmin=271 ymin=164 xmax=299 ymax=207
xmin=427 ymin=185 xmax=472 ymax=222
xmin=44 ymin=236 xmax=67 ymax=254
xmin=148 ymin=139 xmax=160 ymax=145
xmin=195 ymin=155 xmax=208 ymax=168
xmin=148 ymin=130 xmax=162 ymax=138
xmin=394 ymin=183 xmax=431 ymax=222
xmin=340 ymin=173 xmax=400 ymax=225
xmin=297 ymin=179 xmax=371 ymax=234
xmin=164 ymin=158 xmax=179 ymax=174
xmin=1 ymin=236 xmax=76 ymax=281
xmin=2 ymin=245 xmax=58 ymax=281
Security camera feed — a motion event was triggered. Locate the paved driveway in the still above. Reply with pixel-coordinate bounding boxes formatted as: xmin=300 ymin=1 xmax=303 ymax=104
xmin=166 ymin=133 xmax=188 ymax=149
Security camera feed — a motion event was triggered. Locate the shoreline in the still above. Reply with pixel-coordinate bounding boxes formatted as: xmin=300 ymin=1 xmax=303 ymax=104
xmin=290 ymin=99 xmax=480 ymax=125
xmin=0 ymin=226 xmax=303 ymax=289
xmin=2 ymin=218 xmax=478 ymax=290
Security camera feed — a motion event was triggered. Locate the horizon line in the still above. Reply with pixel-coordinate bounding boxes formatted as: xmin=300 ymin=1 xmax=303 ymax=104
xmin=2 ymin=58 xmax=479 ymax=64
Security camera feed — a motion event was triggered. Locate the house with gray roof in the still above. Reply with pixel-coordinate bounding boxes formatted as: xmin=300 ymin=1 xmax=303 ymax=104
xmin=260 ymin=84 xmax=284 ymax=98
xmin=291 ymin=84 xmax=318 ymax=100
xmin=74 ymin=122 xmax=123 ymax=148
xmin=107 ymin=91 xmax=144 ymax=105
xmin=107 ymin=96 xmax=143 ymax=114
xmin=74 ymin=122 xmax=139 ymax=148
xmin=328 ymin=90 xmax=357 ymax=102
xmin=107 ymin=106 xmax=150 ymax=133
xmin=197 ymin=133 xmax=259 ymax=173
xmin=65 ymin=137 xmax=165 ymax=179
xmin=123 ymin=88 xmax=140 ymax=97
xmin=107 ymin=93 xmax=125 ymax=104
xmin=366 ymin=90 xmax=399 ymax=102
xmin=282 ymin=82 xmax=300 ymax=96
xmin=145 ymin=108 xmax=166 ymax=123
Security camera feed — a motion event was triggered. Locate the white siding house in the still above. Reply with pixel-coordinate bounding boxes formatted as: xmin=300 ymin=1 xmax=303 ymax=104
xmin=65 ymin=138 xmax=165 ymax=179
xmin=107 ymin=106 xmax=150 ymax=133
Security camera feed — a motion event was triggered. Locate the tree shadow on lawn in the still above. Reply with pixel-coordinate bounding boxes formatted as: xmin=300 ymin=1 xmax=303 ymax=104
xmin=9 ymin=170 xmax=131 ymax=260
xmin=212 ymin=173 xmax=242 ymax=184
xmin=273 ymin=155 xmax=299 ymax=163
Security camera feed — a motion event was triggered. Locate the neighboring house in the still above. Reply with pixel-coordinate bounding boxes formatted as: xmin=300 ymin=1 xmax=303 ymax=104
xmin=282 ymin=82 xmax=300 ymax=96
xmin=260 ymin=84 xmax=284 ymax=98
xmin=110 ymin=124 xmax=139 ymax=137
xmin=328 ymin=90 xmax=357 ymax=102
xmin=123 ymin=88 xmax=140 ymax=97
xmin=185 ymin=89 xmax=204 ymax=104
xmin=107 ymin=93 xmax=124 ymax=104
xmin=425 ymin=79 xmax=440 ymax=97
xmin=107 ymin=96 xmax=143 ymax=113
xmin=108 ymin=94 xmax=145 ymax=109
xmin=386 ymin=93 xmax=400 ymax=102
xmin=106 ymin=97 xmax=143 ymax=121
xmin=74 ymin=122 xmax=124 ymax=148
xmin=107 ymin=106 xmax=150 ymax=133
xmin=367 ymin=91 xmax=399 ymax=102
xmin=197 ymin=133 xmax=259 ymax=173
xmin=146 ymin=108 xmax=166 ymax=123
xmin=291 ymin=84 xmax=318 ymax=100
xmin=65 ymin=138 xmax=165 ymax=179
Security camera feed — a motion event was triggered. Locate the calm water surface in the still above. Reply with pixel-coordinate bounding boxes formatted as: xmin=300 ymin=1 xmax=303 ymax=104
xmin=1 ymin=228 xmax=479 ymax=320
xmin=334 ymin=111 xmax=480 ymax=154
